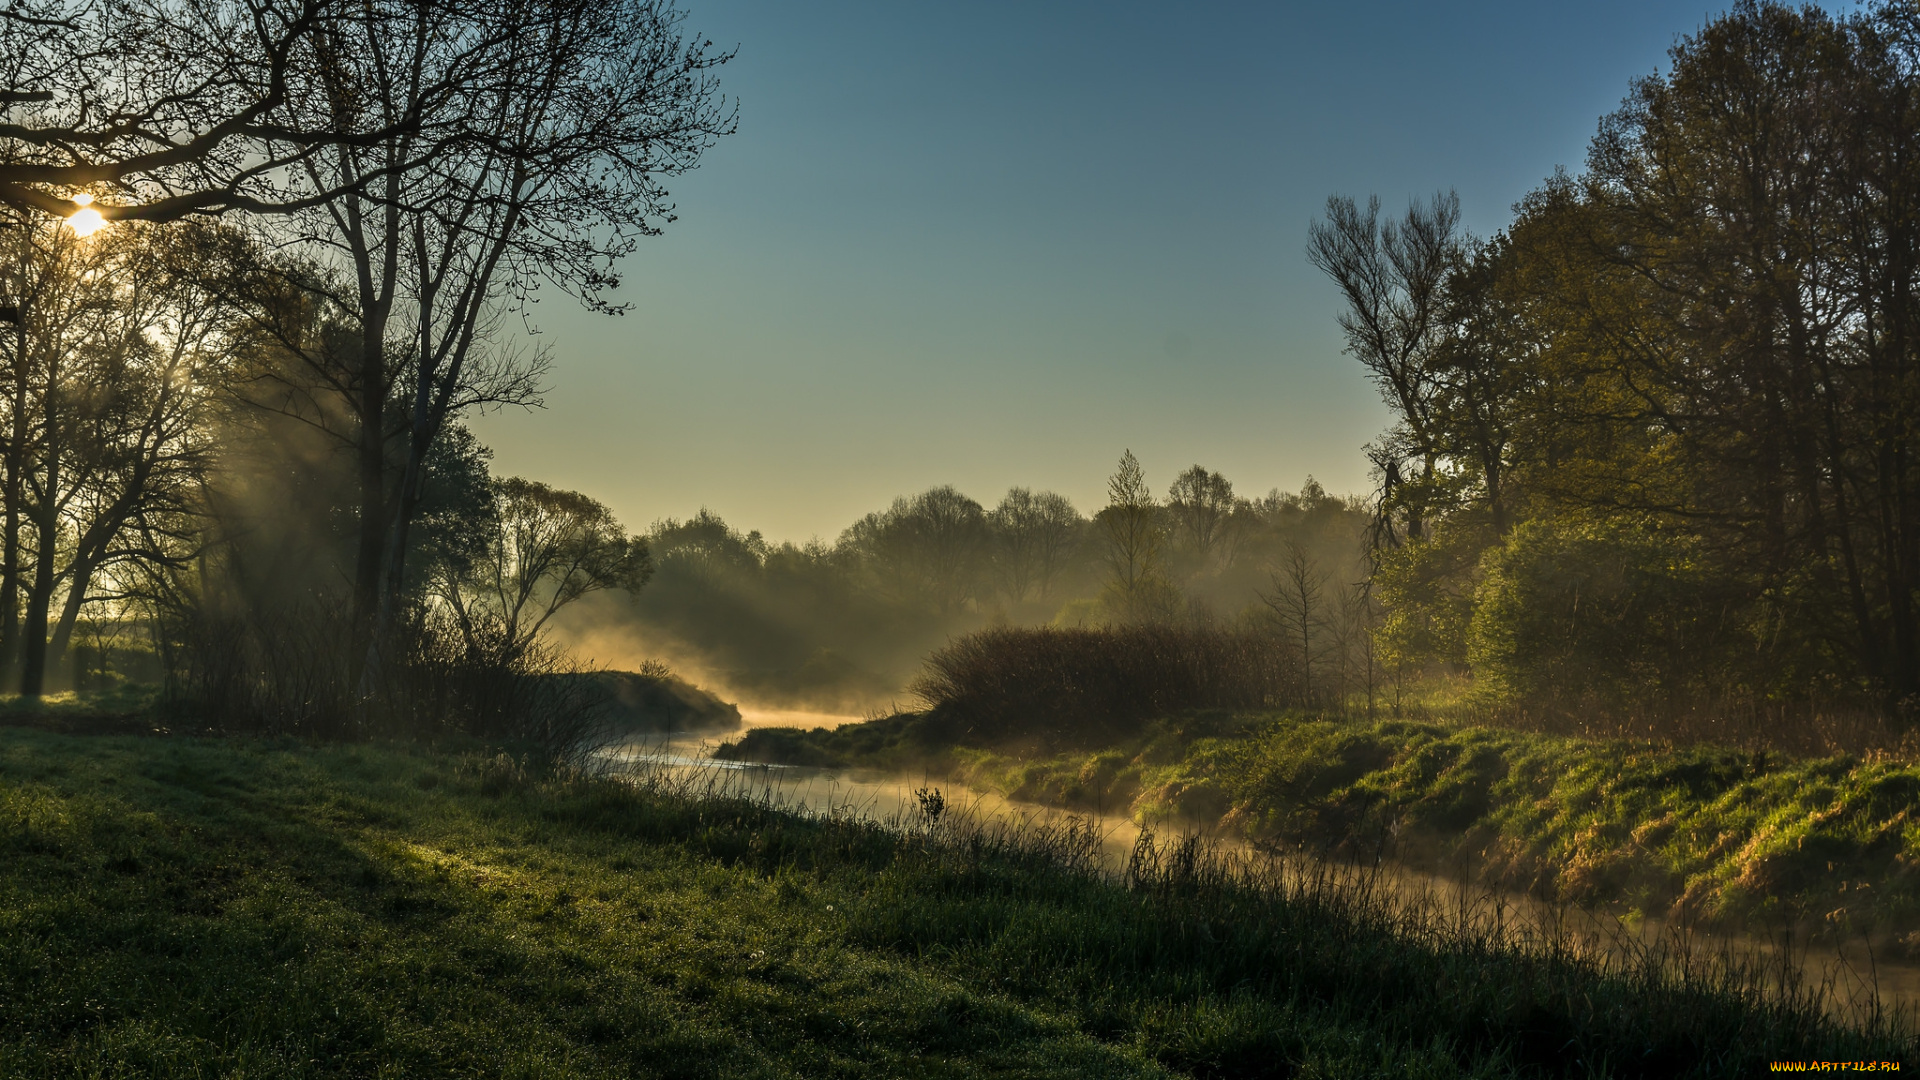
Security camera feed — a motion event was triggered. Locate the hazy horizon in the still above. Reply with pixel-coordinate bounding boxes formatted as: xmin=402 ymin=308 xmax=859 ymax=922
xmin=470 ymin=0 xmax=1751 ymax=544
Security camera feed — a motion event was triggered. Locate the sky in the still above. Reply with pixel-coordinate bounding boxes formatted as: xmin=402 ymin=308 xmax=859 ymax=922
xmin=469 ymin=0 xmax=1756 ymax=545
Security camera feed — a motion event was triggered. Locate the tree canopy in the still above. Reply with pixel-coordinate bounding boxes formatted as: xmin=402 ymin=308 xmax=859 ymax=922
xmin=1324 ymin=0 xmax=1920 ymax=721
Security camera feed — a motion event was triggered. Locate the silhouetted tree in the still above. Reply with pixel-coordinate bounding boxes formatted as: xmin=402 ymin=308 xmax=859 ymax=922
xmin=843 ymin=485 xmax=988 ymax=614
xmin=1308 ymin=191 xmax=1462 ymax=541
xmin=0 ymin=218 xmax=245 ymax=695
xmin=433 ymin=477 xmax=649 ymax=659
xmin=1166 ymin=465 xmax=1236 ymax=563
xmin=0 ymin=0 xmax=556 ymax=220
xmin=1098 ymin=450 xmax=1176 ymax=624
xmin=987 ymin=487 xmax=1081 ymax=604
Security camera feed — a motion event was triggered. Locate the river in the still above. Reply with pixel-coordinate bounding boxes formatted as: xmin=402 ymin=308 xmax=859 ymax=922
xmin=599 ymin=714 xmax=1920 ymax=1026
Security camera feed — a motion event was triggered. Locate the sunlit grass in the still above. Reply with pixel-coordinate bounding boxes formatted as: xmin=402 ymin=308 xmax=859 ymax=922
xmin=0 ymin=729 xmax=1906 ymax=1076
xmin=741 ymin=708 xmax=1920 ymax=951
xmin=0 ymin=683 xmax=162 ymax=723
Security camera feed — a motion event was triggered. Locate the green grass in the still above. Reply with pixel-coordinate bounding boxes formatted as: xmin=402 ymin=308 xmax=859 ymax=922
xmin=0 ymin=729 xmax=1907 ymax=1077
xmin=0 ymin=684 xmax=165 ymax=729
xmin=725 ymin=710 xmax=1920 ymax=952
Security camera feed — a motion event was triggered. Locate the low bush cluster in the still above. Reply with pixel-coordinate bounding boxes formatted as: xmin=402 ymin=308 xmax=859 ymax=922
xmin=909 ymin=625 xmax=1305 ymax=749
xmin=157 ymin=604 xmax=605 ymax=759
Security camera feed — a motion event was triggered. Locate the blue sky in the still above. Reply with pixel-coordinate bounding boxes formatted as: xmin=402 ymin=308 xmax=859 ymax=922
xmin=471 ymin=0 xmax=1753 ymax=543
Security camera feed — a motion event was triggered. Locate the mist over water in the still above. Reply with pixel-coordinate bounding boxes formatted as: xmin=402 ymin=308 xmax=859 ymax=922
xmin=735 ymin=707 xmax=868 ymax=731
xmin=547 ymin=595 xmax=912 ymax=719
xmin=545 ymin=471 xmax=1370 ymax=723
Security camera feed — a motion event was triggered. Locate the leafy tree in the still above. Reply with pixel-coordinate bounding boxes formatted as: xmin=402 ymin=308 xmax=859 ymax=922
xmin=841 ymin=485 xmax=988 ymax=614
xmin=1166 ymin=465 xmax=1236 ymax=564
xmin=433 ymin=478 xmax=648 ymax=659
xmin=651 ymin=509 xmax=769 ymax=580
xmin=986 ymin=487 xmax=1081 ymax=605
xmin=1468 ymin=517 xmax=1741 ymax=714
xmin=1328 ymin=0 xmax=1920 ymax=721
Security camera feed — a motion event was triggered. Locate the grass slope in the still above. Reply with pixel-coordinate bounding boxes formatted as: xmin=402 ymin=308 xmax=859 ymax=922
xmin=0 ymin=729 xmax=1906 ymax=1077
xmin=722 ymin=710 xmax=1920 ymax=949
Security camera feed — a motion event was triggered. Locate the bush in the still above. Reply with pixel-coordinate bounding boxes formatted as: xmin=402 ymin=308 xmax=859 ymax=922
xmin=579 ymin=664 xmax=742 ymax=735
xmin=1468 ymin=516 xmax=1746 ymax=716
xmin=158 ymin=600 xmax=607 ymax=760
xmin=910 ymin=625 xmax=1304 ymax=749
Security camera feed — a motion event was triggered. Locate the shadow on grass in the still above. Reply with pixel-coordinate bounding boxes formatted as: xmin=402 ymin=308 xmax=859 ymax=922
xmin=0 ymin=729 xmax=1909 ymax=1078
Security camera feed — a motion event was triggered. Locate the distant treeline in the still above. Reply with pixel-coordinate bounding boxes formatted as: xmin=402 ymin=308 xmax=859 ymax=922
xmin=584 ymin=462 xmax=1371 ymax=711
xmin=1322 ymin=0 xmax=1920 ymax=731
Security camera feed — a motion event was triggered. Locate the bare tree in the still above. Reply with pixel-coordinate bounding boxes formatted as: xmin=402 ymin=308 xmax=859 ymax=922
xmin=0 ymin=0 xmax=524 ymax=221
xmin=1308 ymin=191 xmax=1461 ymax=540
xmin=433 ymin=477 xmax=648 ymax=659
xmin=1262 ymin=542 xmax=1327 ymax=703
xmin=1323 ymin=579 xmax=1378 ymax=717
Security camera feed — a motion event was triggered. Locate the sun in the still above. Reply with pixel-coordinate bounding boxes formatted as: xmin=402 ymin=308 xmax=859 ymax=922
xmin=67 ymin=193 xmax=105 ymax=237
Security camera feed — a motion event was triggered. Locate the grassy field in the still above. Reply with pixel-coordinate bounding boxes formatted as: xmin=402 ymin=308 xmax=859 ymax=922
xmin=721 ymin=710 xmax=1920 ymax=954
xmin=0 ymin=727 xmax=1908 ymax=1077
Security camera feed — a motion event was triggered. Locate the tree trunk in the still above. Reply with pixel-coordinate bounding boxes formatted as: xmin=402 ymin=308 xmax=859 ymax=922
xmin=0 ymin=373 xmax=23 ymax=679
xmin=46 ymin=549 xmax=97 ymax=685
xmin=0 ymin=245 xmax=29 ymax=680
xmin=19 ymin=496 xmax=56 ymax=698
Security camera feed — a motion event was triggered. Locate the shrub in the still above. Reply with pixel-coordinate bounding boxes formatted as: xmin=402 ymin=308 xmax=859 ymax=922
xmin=1468 ymin=516 xmax=1746 ymax=716
xmin=158 ymin=600 xmax=607 ymax=760
xmin=910 ymin=625 xmax=1304 ymax=749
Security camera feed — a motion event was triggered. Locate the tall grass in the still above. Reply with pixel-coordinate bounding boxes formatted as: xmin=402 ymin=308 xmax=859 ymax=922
xmin=599 ymin=749 xmax=1911 ymax=1074
xmin=1476 ymin=698 xmax=1920 ymax=760
xmin=0 ymin=730 xmax=1906 ymax=1075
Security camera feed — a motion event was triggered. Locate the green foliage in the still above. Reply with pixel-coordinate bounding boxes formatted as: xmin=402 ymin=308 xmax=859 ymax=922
xmin=406 ymin=424 xmax=498 ymax=594
xmin=1467 ymin=516 xmax=1743 ymax=711
xmin=1323 ymin=1 xmax=1920 ymax=719
xmin=0 ymin=730 xmax=1899 ymax=1076
xmin=752 ymin=707 xmax=1920 ymax=952
xmin=1370 ymin=520 xmax=1483 ymax=679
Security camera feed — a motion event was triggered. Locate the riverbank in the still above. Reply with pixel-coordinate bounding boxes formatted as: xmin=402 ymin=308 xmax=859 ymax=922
xmin=719 ymin=709 xmax=1920 ymax=954
xmin=0 ymin=728 xmax=1906 ymax=1074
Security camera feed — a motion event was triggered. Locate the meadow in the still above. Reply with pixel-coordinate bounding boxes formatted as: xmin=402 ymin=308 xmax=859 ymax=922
xmin=0 ymin=726 xmax=1905 ymax=1076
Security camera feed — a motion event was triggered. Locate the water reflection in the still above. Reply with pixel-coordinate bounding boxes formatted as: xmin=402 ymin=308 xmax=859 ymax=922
xmin=734 ymin=707 xmax=869 ymax=731
xmin=601 ymin=733 xmax=1148 ymax=865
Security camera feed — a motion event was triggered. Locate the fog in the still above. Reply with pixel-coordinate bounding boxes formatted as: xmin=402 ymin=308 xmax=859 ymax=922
xmin=548 ymin=462 xmax=1372 ymax=717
